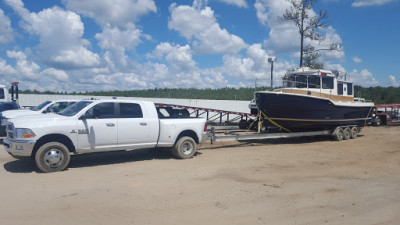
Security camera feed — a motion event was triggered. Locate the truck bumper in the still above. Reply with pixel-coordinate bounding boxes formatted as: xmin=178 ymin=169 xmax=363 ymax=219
xmin=3 ymin=138 xmax=36 ymax=158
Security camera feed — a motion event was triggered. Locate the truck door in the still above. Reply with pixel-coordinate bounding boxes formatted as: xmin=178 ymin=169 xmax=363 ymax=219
xmin=76 ymin=102 xmax=118 ymax=151
xmin=116 ymin=102 xmax=158 ymax=148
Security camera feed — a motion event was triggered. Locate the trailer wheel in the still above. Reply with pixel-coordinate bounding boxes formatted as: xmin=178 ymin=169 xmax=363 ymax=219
xmin=34 ymin=142 xmax=70 ymax=173
xmin=171 ymin=136 xmax=196 ymax=159
xmin=343 ymin=127 xmax=351 ymax=140
xmin=373 ymin=117 xmax=381 ymax=126
xmin=350 ymin=127 xmax=358 ymax=139
xmin=333 ymin=127 xmax=344 ymax=141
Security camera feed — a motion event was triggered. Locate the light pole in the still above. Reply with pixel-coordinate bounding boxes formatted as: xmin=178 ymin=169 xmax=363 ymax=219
xmin=268 ymin=57 xmax=276 ymax=88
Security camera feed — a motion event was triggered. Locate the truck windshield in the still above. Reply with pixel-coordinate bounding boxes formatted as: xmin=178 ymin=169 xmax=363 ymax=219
xmin=58 ymin=101 xmax=93 ymax=117
xmin=32 ymin=101 xmax=52 ymax=111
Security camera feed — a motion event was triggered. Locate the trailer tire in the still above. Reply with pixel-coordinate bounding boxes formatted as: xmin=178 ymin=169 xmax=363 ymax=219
xmin=34 ymin=142 xmax=70 ymax=173
xmin=171 ymin=136 xmax=196 ymax=159
xmin=343 ymin=127 xmax=351 ymax=140
xmin=333 ymin=127 xmax=344 ymax=141
xmin=350 ymin=127 xmax=358 ymax=139
xmin=374 ymin=117 xmax=381 ymax=126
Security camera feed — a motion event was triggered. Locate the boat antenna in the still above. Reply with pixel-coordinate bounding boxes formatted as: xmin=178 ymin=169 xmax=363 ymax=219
xmin=332 ymin=70 xmax=340 ymax=78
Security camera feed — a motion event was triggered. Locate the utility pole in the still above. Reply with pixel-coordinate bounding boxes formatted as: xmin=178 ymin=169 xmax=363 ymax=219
xmin=268 ymin=57 xmax=276 ymax=88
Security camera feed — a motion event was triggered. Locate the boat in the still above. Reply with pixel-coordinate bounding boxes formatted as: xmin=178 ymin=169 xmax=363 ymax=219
xmin=254 ymin=67 xmax=374 ymax=132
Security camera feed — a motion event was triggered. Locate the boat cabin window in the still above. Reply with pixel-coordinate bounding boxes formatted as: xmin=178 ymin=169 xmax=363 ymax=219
xmin=338 ymin=83 xmax=343 ymax=95
xmin=347 ymin=83 xmax=353 ymax=95
xmin=283 ymin=76 xmax=295 ymax=87
xmin=308 ymin=76 xmax=320 ymax=88
xmin=322 ymin=77 xmax=333 ymax=89
xmin=284 ymin=74 xmax=334 ymax=90
xmin=296 ymin=76 xmax=307 ymax=88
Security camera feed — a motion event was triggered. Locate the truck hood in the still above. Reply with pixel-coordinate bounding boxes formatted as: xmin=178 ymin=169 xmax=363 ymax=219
xmin=1 ymin=109 xmax=41 ymax=119
xmin=8 ymin=114 xmax=69 ymax=128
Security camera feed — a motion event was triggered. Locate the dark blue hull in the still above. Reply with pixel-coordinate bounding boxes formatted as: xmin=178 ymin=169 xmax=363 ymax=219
xmin=255 ymin=92 xmax=373 ymax=131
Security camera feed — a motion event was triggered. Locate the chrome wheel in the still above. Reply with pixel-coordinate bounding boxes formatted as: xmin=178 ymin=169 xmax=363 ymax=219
xmin=181 ymin=140 xmax=194 ymax=156
xmin=44 ymin=149 xmax=64 ymax=168
xmin=35 ymin=142 xmax=71 ymax=173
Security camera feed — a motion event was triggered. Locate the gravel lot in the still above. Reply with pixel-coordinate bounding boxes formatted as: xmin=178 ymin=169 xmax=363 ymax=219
xmin=1 ymin=126 xmax=399 ymax=225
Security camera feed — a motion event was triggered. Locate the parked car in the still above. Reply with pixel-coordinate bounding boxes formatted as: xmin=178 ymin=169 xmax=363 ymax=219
xmin=0 ymin=100 xmax=78 ymax=136
xmin=3 ymin=99 xmax=207 ymax=172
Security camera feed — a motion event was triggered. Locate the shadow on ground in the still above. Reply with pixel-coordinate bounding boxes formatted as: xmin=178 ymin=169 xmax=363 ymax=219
xmin=3 ymin=148 xmax=202 ymax=174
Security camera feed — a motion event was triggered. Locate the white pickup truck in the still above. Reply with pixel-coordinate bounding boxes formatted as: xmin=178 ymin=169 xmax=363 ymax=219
xmin=3 ymin=99 xmax=207 ymax=172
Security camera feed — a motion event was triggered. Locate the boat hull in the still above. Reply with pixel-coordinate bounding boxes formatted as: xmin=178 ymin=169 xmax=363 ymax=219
xmin=255 ymin=91 xmax=373 ymax=131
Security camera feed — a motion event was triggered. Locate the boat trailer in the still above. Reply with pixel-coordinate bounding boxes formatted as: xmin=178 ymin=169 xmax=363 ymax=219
xmin=208 ymin=125 xmax=361 ymax=143
xmin=155 ymin=103 xmax=257 ymax=126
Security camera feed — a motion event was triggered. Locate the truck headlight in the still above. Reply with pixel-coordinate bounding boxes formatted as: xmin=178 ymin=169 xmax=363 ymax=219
xmin=15 ymin=128 xmax=36 ymax=138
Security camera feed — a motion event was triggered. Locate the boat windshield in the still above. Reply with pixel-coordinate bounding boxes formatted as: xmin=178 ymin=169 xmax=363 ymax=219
xmin=58 ymin=101 xmax=93 ymax=117
xmin=32 ymin=101 xmax=52 ymax=111
xmin=283 ymin=75 xmax=334 ymax=89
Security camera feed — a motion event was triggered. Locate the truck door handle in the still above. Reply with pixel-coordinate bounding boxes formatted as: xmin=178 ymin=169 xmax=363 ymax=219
xmin=106 ymin=123 xmax=115 ymax=127
xmin=140 ymin=122 xmax=148 ymax=126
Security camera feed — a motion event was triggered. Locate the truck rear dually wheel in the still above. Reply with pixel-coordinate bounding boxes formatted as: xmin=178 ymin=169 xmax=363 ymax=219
xmin=34 ymin=142 xmax=71 ymax=173
xmin=171 ymin=136 xmax=196 ymax=159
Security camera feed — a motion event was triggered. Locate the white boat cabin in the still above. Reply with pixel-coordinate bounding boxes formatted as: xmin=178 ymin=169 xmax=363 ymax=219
xmin=0 ymin=85 xmax=10 ymax=103
xmin=274 ymin=67 xmax=354 ymax=102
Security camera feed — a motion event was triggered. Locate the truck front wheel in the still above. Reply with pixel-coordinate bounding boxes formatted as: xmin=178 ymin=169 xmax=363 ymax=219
xmin=34 ymin=142 xmax=71 ymax=173
xmin=171 ymin=136 xmax=196 ymax=159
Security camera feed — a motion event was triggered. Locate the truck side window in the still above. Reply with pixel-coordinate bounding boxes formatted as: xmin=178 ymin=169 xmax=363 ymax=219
xmin=85 ymin=103 xmax=115 ymax=119
xmin=119 ymin=103 xmax=143 ymax=118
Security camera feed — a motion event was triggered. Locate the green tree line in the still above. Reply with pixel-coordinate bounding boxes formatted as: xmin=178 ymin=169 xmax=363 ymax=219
xmin=19 ymin=86 xmax=400 ymax=104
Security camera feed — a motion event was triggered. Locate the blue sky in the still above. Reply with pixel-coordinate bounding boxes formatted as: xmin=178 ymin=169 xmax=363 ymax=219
xmin=0 ymin=0 xmax=399 ymax=92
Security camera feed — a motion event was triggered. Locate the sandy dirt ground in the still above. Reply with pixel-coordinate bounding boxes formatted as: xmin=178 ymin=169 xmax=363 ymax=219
xmin=0 ymin=126 xmax=399 ymax=225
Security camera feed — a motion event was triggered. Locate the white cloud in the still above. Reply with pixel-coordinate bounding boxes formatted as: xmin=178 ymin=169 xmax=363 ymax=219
xmin=95 ymin=23 xmax=142 ymax=52
xmin=350 ymin=69 xmax=379 ymax=86
xmin=211 ymin=44 xmax=295 ymax=87
xmin=62 ymin=0 xmax=157 ymax=28
xmin=51 ymin=48 xmax=100 ymax=69
xmin=41 ymin=68 xmax=69 ymax=81
xmin=1 ymin=51 xmax=73 ymax=92
xmin=7 ymin=50 xmax=40 ymax=80
xmin=352 ymin=0 xmax=395 ymax=7
xmin=5 ymin=1 xmax=100 ymax=69
xmin=255 ymin=0 xmax=344 ymax=64
xmin=64 ymin=0 xmax=156 ymax=72
xmin=218 ymin=0 xmax=248 ymax=8
xmin=0 ymin=57 xmax=17 ymax=76
xmin=255 ymin=0 xmax=298 ymax=54
xmin=149 ymin=42 xmax=196 ymax=72
xmin=389 ymin=75 xmax=399 ymax=87
xmin=168 ymin=3 xmax=247 ymax=54
xmin=0 ymin=9 xmax=13 ymax=43
xmin=352 ymin=56 xmax=362 ymax=63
